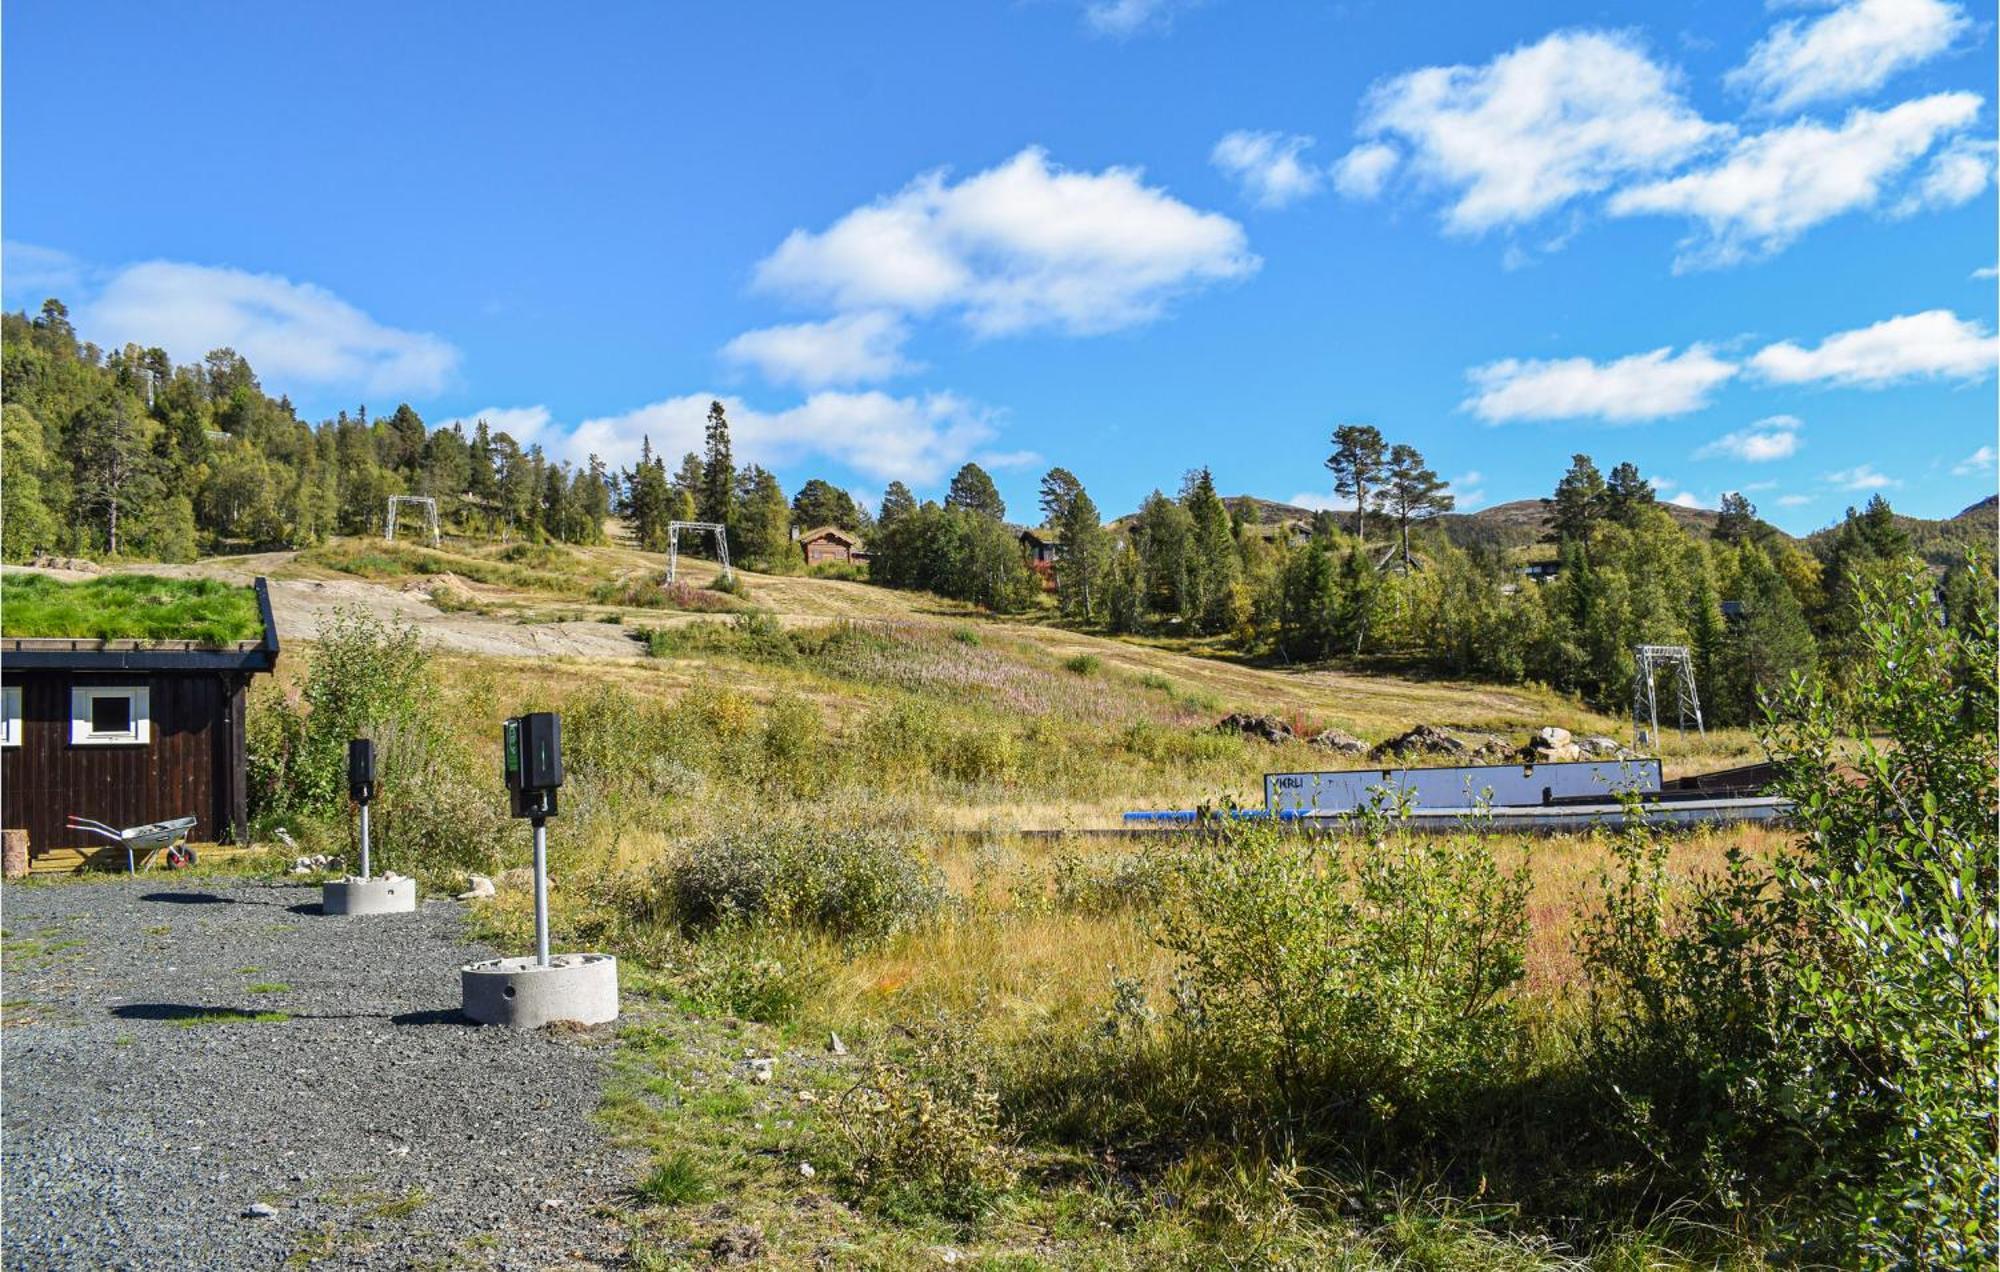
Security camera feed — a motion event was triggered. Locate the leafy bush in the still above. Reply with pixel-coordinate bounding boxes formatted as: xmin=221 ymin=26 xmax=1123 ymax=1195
xmin=1153 ymin=820 xmax=1528 ymax=1128
xmin=1584 ymin=559 xmax=1997 ymax=1264
xmin=833 ymin=1013 xmax=1013 ymax=1220
xmin=248 ymin=608 xmax=503 ymax=878
xmin=642 ymin=821 xmax=945 ymax=942
xmin=1050 ymin=846 xmax=1167 ymax=915
xmin=1063 ymin=653 xmax=1101 ymax=676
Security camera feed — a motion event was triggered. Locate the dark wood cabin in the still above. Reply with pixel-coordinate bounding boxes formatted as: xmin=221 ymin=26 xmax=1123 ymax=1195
xmin=1 ymin=578 xmax=279 ymax=859
xmin=797 ymin=526 xmax=865 ymax=565
xmin=1019 ymin=528 xmax=1063 ymax=590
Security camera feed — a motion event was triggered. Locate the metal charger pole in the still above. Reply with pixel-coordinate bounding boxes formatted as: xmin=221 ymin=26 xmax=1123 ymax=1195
xmin=532 ymin=812 xmax=550 ymax=968
xmin=359 ymin=802 xmax=372 ymax=880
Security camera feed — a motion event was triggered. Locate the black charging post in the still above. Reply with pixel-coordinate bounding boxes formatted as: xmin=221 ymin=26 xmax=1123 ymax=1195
xmin=502 ymin=713 xmax=563 ymax=967
xmin=348 ymin=738 xmax=377 ymax=880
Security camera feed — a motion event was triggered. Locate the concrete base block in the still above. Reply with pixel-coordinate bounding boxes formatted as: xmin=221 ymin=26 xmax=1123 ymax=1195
xmin=460 ymin=953 xmax=619 ymax=1029
xmin=322 ymin=875 xmax=418 ymax=915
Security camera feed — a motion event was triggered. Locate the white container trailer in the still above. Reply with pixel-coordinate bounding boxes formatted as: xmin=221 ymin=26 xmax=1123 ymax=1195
xmin=1265 ymin=758 xmax=1662 ymax=816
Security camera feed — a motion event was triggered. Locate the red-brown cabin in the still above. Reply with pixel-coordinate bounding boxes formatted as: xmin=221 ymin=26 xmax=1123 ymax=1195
xmin=797 ymin=525 xmax=866 ymax=566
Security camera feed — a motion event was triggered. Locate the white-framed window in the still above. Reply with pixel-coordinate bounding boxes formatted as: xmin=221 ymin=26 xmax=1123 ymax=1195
xmin=70 ymin=685 xmax=150 ymax=746
xmin=1 ymin=685 xmax=20 ymax=748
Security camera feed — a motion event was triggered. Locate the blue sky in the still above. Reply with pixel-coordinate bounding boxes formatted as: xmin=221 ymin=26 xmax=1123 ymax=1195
xmin=5 ymin=0 xmax=1995 ymax=532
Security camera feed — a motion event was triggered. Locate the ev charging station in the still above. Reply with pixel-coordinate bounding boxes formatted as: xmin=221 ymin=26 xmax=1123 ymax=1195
xmin=322 ymin=737 xmax=418 ymax=915
xmin=460 ymin=713 xmax=619 ymax=1028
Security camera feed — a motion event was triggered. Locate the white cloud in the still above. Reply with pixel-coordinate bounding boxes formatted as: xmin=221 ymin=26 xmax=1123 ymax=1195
xmin=1286 ymin=490 xmax=1357 ymax=513
xmin=1446 ymin=470 xmax=1487 ymax=509
xmin=1669 ymin=491 xmax=1706 ymax=508
xmin=720 ymin=312 xmax=915 ymax=388
xmin=432 ymin=406 xmax=554 ymax=447
xmin=82 ymin=260 xmax=458 ymax=398
xmin=753 ymin=147 xmax=1255 ymax=337
xmin=1728 ymin=0 xmax=1971 ymax=113
xmin=1333 ymin=142 xmax=1401 ymax=200
xmin=1750 ymin=308 xmax=1999 ymax=386
xmin=1952 ymin=444 xmax=1996 ymax=474
xmin=2 ymin=241 xmax=89 ymax=302
xmin=1211 ymin=131 xmax=1325 ymax=208
xmin=1694 ymin=414 xmax=1805 ymax=461
xmin=1464 ymin=344 xmax=1738 ymax=423
xmin=1777 ymin=493 xmax=1815 ymax=507
xmin=1827 ymin=463 xmax=1900 ymax=489
xmin=1608 ymin=92 xmax=1983 ymax=268
xmin=1080 ymin=0 xmax=1186 ymax=37
xmin=1974 ymin=263 xmax=1999 ymax=279
xmin=564 ymin=390 xmax=1006 ymax=487
xmin=1352 ymin=30 xmax=1723 ymax=233
xmin=1892 ymin=135 xmax=1996 ymax=216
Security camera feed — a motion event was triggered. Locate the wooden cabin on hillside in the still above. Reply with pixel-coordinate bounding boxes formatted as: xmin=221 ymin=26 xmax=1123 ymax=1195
xmin=797 ymin=526 xmax=866 ymax=566
xmin=1 ymin=576 xmax=280 ymax=863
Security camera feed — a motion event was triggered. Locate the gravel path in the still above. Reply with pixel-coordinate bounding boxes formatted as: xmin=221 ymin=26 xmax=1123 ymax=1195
xmin=2 ymin=881 xmax=637 ymax=1270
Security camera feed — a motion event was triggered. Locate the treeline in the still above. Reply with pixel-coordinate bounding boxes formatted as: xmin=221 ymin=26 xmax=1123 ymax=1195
xmin=2 ymin=301 xmax=615 ymax=560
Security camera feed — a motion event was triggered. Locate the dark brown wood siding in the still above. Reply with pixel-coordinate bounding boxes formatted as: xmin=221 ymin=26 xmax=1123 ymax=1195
xmin=0 ymin=670 xmax=246 ymax=857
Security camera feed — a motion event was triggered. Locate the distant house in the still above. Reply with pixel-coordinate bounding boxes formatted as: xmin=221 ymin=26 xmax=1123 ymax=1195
xmin=1019 ymin=528 xmax=1063 ymax=590
xmin=1520 ymin=561 xmax=1562 ymax=584
xmin=1 ymin=577 xmax=281 ymax=861
xmin=797 ymin=526 xmax=866 ymax=566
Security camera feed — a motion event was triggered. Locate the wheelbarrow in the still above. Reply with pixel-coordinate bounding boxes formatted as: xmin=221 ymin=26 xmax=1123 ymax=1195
xmin=64 ymin=815 xmax=199 ymax=875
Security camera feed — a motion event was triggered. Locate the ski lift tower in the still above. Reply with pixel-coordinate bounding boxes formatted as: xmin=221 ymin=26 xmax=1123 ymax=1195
xmin=385 ymin=496 xmax=441 ymax=548
xmin=665 ymin=521 xmax=732 ymax=585
xmin=1632 ymin=644 xmax=1704 ymax=747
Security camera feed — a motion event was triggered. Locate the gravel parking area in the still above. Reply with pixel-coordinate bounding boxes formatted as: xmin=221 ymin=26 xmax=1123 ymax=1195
xmin=2 ymin=881 xmax=635 ymax=1270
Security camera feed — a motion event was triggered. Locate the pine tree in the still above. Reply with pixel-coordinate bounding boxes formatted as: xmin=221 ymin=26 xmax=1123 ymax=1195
xmin=1605 ymin=461 xmax=1655 ymax=525
xmin=791 ymin=478 xmax=862 ymax=531
xmin=1548 ymin=453 xmax=1607 ymax=559
xmin=67 ymin=395 xmax=153 ymax=556
xmin=878 ymin=481 xmax=917 ymax=527
xmin=945 ymin=462 xmax=1005 ymax=520
xmin=1379 ymin=443 xmax=1454 ymax=567
xmin=1714 ymin=491 xmax=1758 ymax=545
xmin=1325 ymin=424 xmax=1386 ymax=545
xmin=732 ymin=464 xmax=791 ymax=565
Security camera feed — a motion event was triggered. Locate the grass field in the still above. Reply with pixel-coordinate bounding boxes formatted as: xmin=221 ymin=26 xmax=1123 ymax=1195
xmin=0 ymin=573 xmax=264 ymax=643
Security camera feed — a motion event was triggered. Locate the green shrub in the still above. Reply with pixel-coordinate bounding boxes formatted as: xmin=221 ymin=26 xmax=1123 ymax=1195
xmin=1584 ymin=559 xmax=1998 ymax=1263
xmin=938 ymin=724 xmax=1019 ymax=786
xmin=644 ymin=822 xmax=945 ymax=942
xmin=760 ymin=692 xmax=828 ymax=792
xmin=833 ymin=1013 xmax=1013 ymax=1220
xmin=1153 ymin=819 xmax=1528 ymax=1128
xmin=707 ymin=571 xmax=749 ymax=597
xmin=1050 ymin=847 xmax=1167 ymax=915
xmin=1063 ymin=653 xmax=1101 ymax=676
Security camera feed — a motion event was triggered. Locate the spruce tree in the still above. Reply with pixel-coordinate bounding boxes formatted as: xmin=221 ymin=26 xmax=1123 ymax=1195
xmin=878 ymin=481 xmax=917 ymax=527
xmin=699 ymin=400 xmax=736 ymax=545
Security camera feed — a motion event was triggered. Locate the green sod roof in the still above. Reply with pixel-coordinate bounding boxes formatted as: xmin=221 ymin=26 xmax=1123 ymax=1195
xmin=1 ymin=574 xmax=264 ymax=645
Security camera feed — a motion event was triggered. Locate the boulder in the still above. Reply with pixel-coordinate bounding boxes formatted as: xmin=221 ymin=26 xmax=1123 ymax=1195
xmin=1307 ymin=728 xmax=1368 ymax=755
xmin=496 ymin=866 xmax=551 ymax=892
xmin=1217 ymin=713 xmax=1294 ymax=745
xmin=1370 ymin=724 xmax=1469 ymax=760
xmin=1576 ymin=735 xmax=1635 ymax=759
xmin=455 ymin=873 xmax=497 ymax=901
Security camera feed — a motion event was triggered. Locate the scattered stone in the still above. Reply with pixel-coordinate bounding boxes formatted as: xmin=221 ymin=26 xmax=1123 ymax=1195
xmin=455 ymin=874 xmax=497 ymax=901
xmin=1525 ymin=726 xmax=1583 ymax=763
xmin=286 ymin=854 xmax=343 ymax=876
xmin=537 ymin=1198 xmax=565 ymax=1212
xmin=710 ymin=1225 xmax=766 ymax=1264
xmin=1216 ymin=713 xmax=1294 ymax=745
xmin=747 ymin=1058 xmax=775 ymax=1085
xmin=935 ymin=1248 xmax=964 ymax=1265
xmin=241 ymin=1203 xmax=276 ymax=1219
xmin=1307 ymin=728 xmax=1367 ymax=755
xmin=826 ymin=1032 xmax=847 ymax=1056
xmin=797 ymin=1162 xmax=816 ymax=1180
